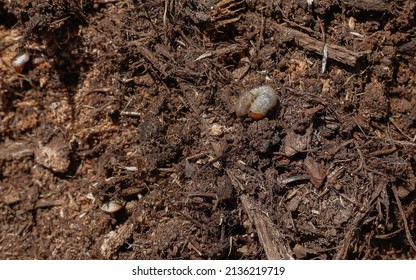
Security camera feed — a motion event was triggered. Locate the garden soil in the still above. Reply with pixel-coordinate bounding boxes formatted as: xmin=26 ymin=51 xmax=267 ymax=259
xmin=0 ymin=0 xmax=415 ymax=259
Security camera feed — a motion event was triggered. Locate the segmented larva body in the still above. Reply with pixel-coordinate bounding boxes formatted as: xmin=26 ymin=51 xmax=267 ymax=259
xmin=235 ymin=85 xmax=278 ymax=120
xmin=11 ymin=53 xmax=30 ymax=73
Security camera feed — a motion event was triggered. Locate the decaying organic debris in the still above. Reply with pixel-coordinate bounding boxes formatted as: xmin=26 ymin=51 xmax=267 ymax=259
xmin=0 ymin=0 xmax=415 ymax=260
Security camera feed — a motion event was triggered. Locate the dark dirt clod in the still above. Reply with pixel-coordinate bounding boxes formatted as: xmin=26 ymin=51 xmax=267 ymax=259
xmin=0 ymin=0 xmax=415 ymax=260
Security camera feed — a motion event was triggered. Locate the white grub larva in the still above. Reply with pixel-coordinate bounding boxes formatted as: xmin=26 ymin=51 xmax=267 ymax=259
xmin=235 ymin=85 xmax=278 ymax=120
xmin=101 ymin=201 xmax=125 ymax=213
xmin=11 ymin=53 xmax=30 ymax=73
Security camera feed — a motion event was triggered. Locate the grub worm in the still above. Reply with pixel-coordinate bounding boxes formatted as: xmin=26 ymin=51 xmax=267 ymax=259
xmin=11 ymin=53 xmax=30 ymax=73
xmin=235 ymin=85 xmax=278 ymax=120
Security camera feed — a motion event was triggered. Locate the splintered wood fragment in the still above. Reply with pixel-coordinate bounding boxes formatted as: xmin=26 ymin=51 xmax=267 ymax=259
xmin=240 ymin=194 xmax=294 ymax=260
xmin=100 ymin=223 xmax=135 ymax=258
xmin=195 ymin=44 xmax=245 ymax=61
xmin=213 ymin=44 xmax=246 ymax=57
xmin=136 ymin=45 xmax=168 ymax=77
xmin=120 ymin=111 xmax=141 ymax=118
xmin=335 ymin=183 xmax=384 ymax=259
xmin=392 ymin=186 xmax=416 ymax=253
xmin=274 ymin=24 xmax=368 ymax=66
xmin=0 ymin=141 xmax=33 ymax=161
xmin=34 ymin=199 xmax=62 ymax=209
xmin=340 ymin=0 xmax=392 ymax=11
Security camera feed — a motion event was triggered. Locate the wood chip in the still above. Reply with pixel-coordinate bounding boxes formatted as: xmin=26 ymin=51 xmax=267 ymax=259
xmin=34 ymin=136 xmax=71 ymax=173
xmin=100 ymin=223 xmax=135 ymax=258
xmin=240 ymin=194 xmax=294 ymax=260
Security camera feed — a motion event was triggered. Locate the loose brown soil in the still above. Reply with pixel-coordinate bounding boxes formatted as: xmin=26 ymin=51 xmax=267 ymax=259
xmin=0 ymin=0 xmax=415 ymax=260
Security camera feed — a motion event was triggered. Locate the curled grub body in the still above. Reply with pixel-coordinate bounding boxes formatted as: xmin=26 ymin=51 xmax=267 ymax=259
xmin=11 ymin=53 xmax=30 ymax=73
xmin=235 ymin=85 xmax=278 ymax=119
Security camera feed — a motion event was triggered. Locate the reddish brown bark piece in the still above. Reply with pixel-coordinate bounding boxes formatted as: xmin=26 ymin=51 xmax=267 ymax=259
xmin=304 ymin=156 xmax=326 ymax=188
